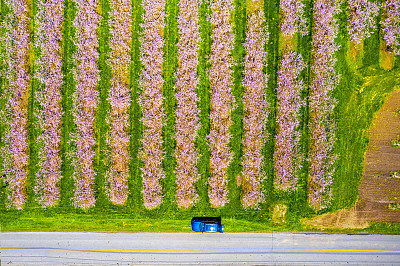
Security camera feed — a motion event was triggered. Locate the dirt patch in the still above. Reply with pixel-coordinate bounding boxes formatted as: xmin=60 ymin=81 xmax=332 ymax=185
xmin=303 ymin=208 xmax=369 ymax=229
xmin=305 ymin=89 xmax=400 ymax=228
xmin=236 ymin=174 xmax=242 ymax=186
xmin=280 ymin=34 xmax=296 ymax=51
xmin=246 ymin=0 xmax=264 ymax=13
xmin=356 ymin=89 xmax=400 ymax=222
xmin=271 ymin=203 xmax=287 ymax=224
xmin=380 ymin=41 xmax=395 ymax=70
xmin=349 ymin=40 xmax=363 ymax=66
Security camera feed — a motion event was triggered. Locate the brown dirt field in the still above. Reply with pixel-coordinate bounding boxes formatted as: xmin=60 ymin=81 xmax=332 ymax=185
xmin=356 ymin=88 xmax=400 ymax=222
xmin=304 ymin=89 xmax=400 ymax=229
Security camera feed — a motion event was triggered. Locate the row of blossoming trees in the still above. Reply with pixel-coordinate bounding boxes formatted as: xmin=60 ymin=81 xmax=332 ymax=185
xmin=33 ymin=0 xmax=64 ymax=208
xmin=0 ymin=0 xmax=399 ymax=210
xmin=274 ymin=0 xmax=307 ymax=196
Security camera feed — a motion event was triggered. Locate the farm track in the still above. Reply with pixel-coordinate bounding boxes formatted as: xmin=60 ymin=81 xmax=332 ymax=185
xmin=305 ymin=86 xmax=400 ymax=229
xmin=357 ymin=88 xmax=400 ymax=222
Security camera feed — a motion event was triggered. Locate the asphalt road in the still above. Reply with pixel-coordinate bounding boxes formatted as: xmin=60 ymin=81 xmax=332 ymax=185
xmin=1 ymin=232 xmax=400 ymax=265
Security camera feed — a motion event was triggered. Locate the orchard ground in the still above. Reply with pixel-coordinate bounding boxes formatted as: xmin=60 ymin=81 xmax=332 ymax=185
xmin=1 ymin=80 xmax=400 ymax=234
xmin=1 ymin=0 xmax=400 ymax=233
xmin=305 ymin=86 xmax=400 ymax=230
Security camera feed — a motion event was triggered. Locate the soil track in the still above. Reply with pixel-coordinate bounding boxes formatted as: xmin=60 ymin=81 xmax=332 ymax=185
xmin=305 ymin=89 xmax=400 ymax=229
xmin=356 ymin=89 xmax=400 ymax=222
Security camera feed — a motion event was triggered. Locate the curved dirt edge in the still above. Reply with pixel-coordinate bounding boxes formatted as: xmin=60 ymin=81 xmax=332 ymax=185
xmin=304 ymin=88 xmax=400 ymax=229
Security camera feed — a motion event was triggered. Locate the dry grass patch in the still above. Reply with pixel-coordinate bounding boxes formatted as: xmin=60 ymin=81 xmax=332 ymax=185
xmin=303 ymin=208 xmax=369 ymax=230
xmin=349 ymin=40 xmax=363 ymax=68
xmin=247 ymin=0 xmax=263 ymax=13
xmin=380 ymin=41 xmax=395 ymax=70
xmin=271 ymin=203 xmax=287 ymax=224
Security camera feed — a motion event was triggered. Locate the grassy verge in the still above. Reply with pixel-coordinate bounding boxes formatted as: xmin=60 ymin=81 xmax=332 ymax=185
xmin=2 ymin=209 xmax=400 ymax=234
xmin=0 ymin=209 xmax=294 ymax=232
xmin=365 ymin=222 xmax=400 ymax=234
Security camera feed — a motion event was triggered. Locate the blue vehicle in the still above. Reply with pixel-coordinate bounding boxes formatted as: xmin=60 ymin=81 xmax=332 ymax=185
xmin=191 ymin=217 xmax=224 ymax=233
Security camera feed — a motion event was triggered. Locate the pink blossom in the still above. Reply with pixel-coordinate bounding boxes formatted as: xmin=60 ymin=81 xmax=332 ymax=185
xmin=208 ymin=0 xmax=235 ymax=208
xmin=69 ymin=0 xmax=101 ymax=209
xmin=175 ymin=0 xmax=201 ymax=209
xmin=241 ymin=10 xmax=268 ymax=209
xmin=0 ymin=0 xmax=30 ymax=210
xmin=104 ymin=0 xmax=132 ymax=206
xmin=33 ymin=0 xmax=64 ymax=208
xmin=309 ymin=0 xmax=341 ymax=210
xmin=139 ymin=0 xmax=166 ymax=210
xmin=347 ymin=0 xmax=380 ymax=44
xmin=280 ymin=0 xmax=308 ymax=36
xmin=274 ymin=50 xmax=306 ymax=192
xmin=381 ymin=0 xmax=400 ymax=55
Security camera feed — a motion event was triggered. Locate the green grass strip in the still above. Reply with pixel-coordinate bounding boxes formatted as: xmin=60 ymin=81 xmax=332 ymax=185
xmin=0 ymin=0 xmax=8 ymax=209
xmin=2 ymin=207 xmax=400 ymax=233
xmin=196 ymin=0 xmax=211 ymax=211
xmin=128 ymin=0 xmax=144 ymax=211
xmin=262 ymin=0 xmax=280 ymax=209
xmin=290 ymin=0 xmax=313 ymax=217
xmin=26 ymin=0 xmax=40 ymax=208
xmin=59 ymin=0 xmax=76 ymax=210
xmin=161 ymin=0 xmax=178 ymax=211
xmin=228 ymin=0 xmax=246 ymax=210
xmin=95 ymin=0 xmax=111 ymax=209
xmin=5 ymin=208 xmax=400 ymax=234
xmin=0 ymin=209 xmax=289 ymax=232
xmin=331 ymin=0 xmax=358 ymax=210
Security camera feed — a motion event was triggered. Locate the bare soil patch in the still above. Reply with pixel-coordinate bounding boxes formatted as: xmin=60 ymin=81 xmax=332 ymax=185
xmin=246 ymin=0 xmax=264 ymax=13
xmin=305 ymin=89 xmax=400 ymax=229
xmin=356 ymin=88 xmax=400 ymax=222
xmin=349 ymin=40 xmax=363 ymax=66
xmin=303 ymin=208 xmax=369 ymax=229
xmin=380 ymin=41 xmax=395 ymax=71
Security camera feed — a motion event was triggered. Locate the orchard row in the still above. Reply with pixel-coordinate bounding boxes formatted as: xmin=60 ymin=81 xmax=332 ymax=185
xmin=0 ymin=0 xmax=398 ymax=210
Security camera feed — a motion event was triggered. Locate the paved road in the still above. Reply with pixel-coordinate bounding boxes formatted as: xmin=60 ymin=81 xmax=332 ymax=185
xmin=1 ymin=232 xmax=400 ymax=265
